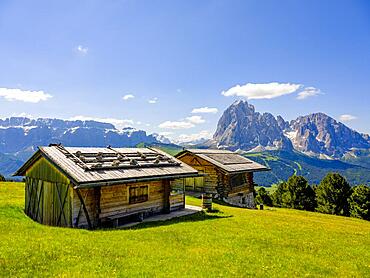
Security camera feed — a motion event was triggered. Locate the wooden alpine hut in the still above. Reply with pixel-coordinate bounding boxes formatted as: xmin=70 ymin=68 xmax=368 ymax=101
xmin=14 ymin=144 xmax=198 ymax=229
xmin=175 ymin=149 xmax=269 ymax=208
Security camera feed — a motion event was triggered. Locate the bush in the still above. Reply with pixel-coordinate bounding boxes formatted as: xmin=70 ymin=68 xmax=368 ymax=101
xmin=349 ymin=185 xmax=370 ymax=220
xmin=272 ymin=176 xmax=315 ymax=211
xmin=255 ymin=187 xmax=273 ymax=206
xmin=316 ymin=173 xmax=351 ymax=216
xmin=0 ymin=174 xmax=5 ymax=182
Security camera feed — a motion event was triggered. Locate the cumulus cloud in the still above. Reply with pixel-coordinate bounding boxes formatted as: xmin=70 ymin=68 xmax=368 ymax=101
xmin=339 ymin=114 xmax=357 ymax=122
xmin=0 ymin=88 xmax=52 ymax=103
xmin=69 ymin=116 xmax=134 ymax=129
xmin=159 ymin=131 xmax=174 ymax=136
xmin=221 ymin=82 xmax=301 ymax=99
xmin=76 ymin=45 xmax=88 ymax=55
xmin=176 ymin=130 xmax=212 ymax=143
xmin=186 ymin=115 xmax=205 ymax=124
xmin=148 ymin=97 xmax=158 ymax=104
xmin=158 ymin=121 xmax=194 ymax=129
xmin=297 ymin=87 xmax=322 ymax=100
xmin=191 ymin=107 xmax=218 ymax=114
xmin=12 ymin=112 xmax=34 ymax=118
xmin=122 ymin=94 xmax=135 ymax=101
xmin=159 ymin=115 xmax=206 ymax=130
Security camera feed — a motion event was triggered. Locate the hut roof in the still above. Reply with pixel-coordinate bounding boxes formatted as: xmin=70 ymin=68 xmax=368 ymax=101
xmin=175 ymin=149 xmax=269 ymax=174
xmin=14 ymin=145 xmax=198 ymax=187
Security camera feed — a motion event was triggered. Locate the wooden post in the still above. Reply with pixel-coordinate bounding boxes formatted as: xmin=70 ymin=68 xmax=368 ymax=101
xmin=163 ymin=180 xmax=171 ymax=213
xmin=182 ymin=178 xmax=186 ymax=209
xmin=246 ymin=172 xmax=254 ymax=190
xmin=202 ymin=193 xmax=212 ymax=210
xmin=94 ymin=187 xmax=101 ymax=227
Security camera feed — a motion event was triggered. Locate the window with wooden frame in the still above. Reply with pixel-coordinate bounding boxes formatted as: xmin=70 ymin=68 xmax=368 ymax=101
xmin=129 ymin=185 xmax=149 ymax=204
xmin=230 ymin=174 xmax=247 ymax=187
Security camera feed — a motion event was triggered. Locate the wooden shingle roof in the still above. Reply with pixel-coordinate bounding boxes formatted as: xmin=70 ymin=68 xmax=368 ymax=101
xmin=14 ymin=145 xmax=198 ymax=187
xmin=175 ymin=149 xmax=269 ymax=174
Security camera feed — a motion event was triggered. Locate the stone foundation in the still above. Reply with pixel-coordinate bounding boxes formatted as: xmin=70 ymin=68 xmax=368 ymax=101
xmin=223 ymin=192 xmax=255 ymax=208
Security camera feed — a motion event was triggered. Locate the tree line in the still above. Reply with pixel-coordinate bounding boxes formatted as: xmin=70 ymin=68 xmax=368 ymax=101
xmin=255 ymin=172 xmax=370 ymax=221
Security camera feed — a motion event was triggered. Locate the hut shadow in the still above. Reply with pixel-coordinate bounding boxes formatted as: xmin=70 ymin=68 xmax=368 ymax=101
xmin=127 ymin=210 xmax=232 ymax=230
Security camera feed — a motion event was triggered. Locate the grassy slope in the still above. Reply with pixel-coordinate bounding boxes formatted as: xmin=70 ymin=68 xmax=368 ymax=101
xmin=1 ymin=183 xmax=369 ymax=277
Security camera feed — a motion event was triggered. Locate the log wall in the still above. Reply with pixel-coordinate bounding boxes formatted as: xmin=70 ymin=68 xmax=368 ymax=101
xmin=177 ymin=153 xmax=255 ymax=201
xmin=72 ymin=179 xmax=186 ymax=228
xmin=178 ymin=153 xmax=219 ymax=193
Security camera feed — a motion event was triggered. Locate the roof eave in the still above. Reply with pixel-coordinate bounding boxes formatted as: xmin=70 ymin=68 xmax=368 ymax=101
xmin=225 ymin=168 xmax=271 ymax=175
xmin=75 ymin=172 xmax=200 ymax=189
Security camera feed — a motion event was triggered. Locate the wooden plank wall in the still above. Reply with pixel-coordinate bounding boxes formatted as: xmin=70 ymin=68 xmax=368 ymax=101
xmin=100 ymin=180 xmax=165 ymax=219
xmin=72 ymin=188 xmax=99 ymax=228
xmin=72 ymin=179 xmax=187 ymax=228
xmin=25 ymin=177 xmax=72 ymax=227
xmin=223 ymin=172 xmax=254 ymax=198
xmin=170 ymin=178 xmax=185 ymax=211
xmin=178 ymin=153 xmax=219 ymax=193
xmin=24 ymin=157 xmax=73 ymax=227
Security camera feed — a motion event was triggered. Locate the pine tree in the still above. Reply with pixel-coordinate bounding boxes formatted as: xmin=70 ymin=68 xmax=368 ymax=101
xmin=316 ymin=173 xmax=351 ymax=216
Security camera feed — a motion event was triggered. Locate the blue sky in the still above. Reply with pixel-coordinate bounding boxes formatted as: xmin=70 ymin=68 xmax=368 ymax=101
xmin=0 ymin=0 xmax=369 ymax=142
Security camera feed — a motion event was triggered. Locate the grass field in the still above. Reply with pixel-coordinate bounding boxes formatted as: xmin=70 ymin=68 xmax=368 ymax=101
xmin=1 ymin=182 xmax=369 ymax=277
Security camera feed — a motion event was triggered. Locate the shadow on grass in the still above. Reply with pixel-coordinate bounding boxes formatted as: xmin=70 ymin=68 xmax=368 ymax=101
xmin=128 ymin=210 xmax=232 ymax=230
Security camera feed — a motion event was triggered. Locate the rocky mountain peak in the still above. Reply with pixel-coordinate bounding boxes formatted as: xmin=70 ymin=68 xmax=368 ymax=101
xmin=212 ymin=101 xmax=370 ymax=159
xmin=213 ymin=100 xmax=292 ymax=151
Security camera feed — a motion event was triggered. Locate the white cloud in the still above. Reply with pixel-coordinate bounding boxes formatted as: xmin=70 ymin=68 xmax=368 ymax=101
xmin=122 ymin=94 xmax=135 ymax=101
xmin=69 ymin=116 xmax=134 ymax=129
xmin=222 ymin=82 xmax=301 ymax=99
xmin=0 ymin=88 xmax=52 ymax=103
xmin=148 ymin=97 xmax=158 ymax=104
xmin=176 ymin=130 xmax=212 ymax=143
xmin=186 ymin=115 xmax=205 ymax=124
xmin=159 ymin=114 xmax=206 ymax=130
xmin=76 ymin=45 xmax=88 ymax=55
xmin=159 ymin=131 xmax=174 ymax=136
xmin=176 ymin=89 xmax=182 ymax=93
xmin=191 ymin=107 xmax=218 ymax=114
xmin=13 ymin=112 xmax=34 ymax=118
xmin=297 ymin=87 xmax=322 ymax=100
xmin=158 ymin=120 xmax=194 ymax=130
xmin=339 ymin=114 xmax=357 ymax=122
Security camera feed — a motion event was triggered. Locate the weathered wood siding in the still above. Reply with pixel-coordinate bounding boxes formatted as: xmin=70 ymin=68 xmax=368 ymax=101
xmin=170 ymin=178 xmax=185 ymax=211
xmin=178 ymin=153 xmax=255 ymax=199
xmin=25 ymin=157 xmax=72 ymax=227
xmin=221 ymin=172 xmax=254 ymax=196
xmin=178 ymin=153 xmax=219 ymax=193
xmin=100 ymin=181 xmax=165 ymax=218
xmin=72 ymin=179 xmax=186 ymax=228
xmin=72 ymin=188 xmax=99 ymax=228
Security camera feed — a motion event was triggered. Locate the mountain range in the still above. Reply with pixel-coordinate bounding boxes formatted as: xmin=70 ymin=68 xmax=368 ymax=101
xmin=1 ymin=101 xmax=369 ymax=185
xmin=209 ymin=100 xmax=370 ymax=159
xmin=0 ymin=117 xmax=160 ymax=177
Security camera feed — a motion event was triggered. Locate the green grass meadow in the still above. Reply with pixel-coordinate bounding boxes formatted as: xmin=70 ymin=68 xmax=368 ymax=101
xmin=1 ymin=182 xmax=369 ymax=277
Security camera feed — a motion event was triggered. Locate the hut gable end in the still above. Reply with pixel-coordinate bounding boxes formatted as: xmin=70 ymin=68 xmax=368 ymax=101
xmin=26 ymin=157 xmax=71 ymax=184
